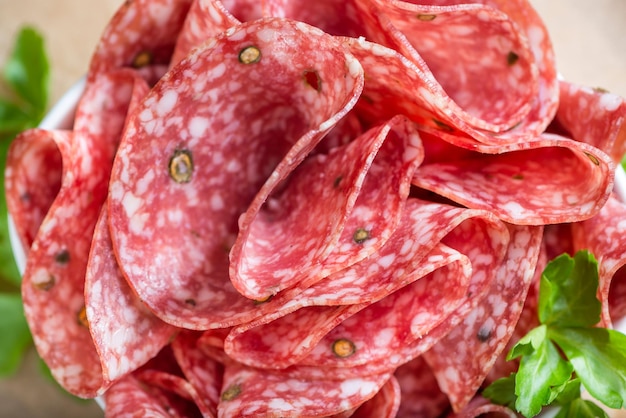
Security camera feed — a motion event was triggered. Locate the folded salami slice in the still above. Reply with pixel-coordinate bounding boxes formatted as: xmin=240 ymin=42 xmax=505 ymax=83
xmin=423 ymin=224 xmax=543 ymax=411
xmin=368 ymin=0 xmax=537 ymax=133
xmin=556 ymin=80 xmax=626 ymax=163
xmin=88 ymin=0 xmax=193 ymax=83
xmin=395 ymin=356 xmax=450 ymax=418
xmin=230 ymin=115 xmax=423 ymax=300
xmin=17 ymin=70 xmax=143 ymax=397
xmin=572 ymin=195 xmax=626 ymax=328
xmin=170 ymin=0 xmax=240 ymax=67
xmin=447 ymin=396 xmax=517 ymax=418
xmin=217 ymin=361 xmax=391 ymax=417
xmin=85 ymin=206 xmax=176 ymax=383
xmin=107 ymin=18 xmax=364 ymax=330
xmin=414 ymin=134 xmax=614 ymax=225
xmin=103 ymin=374 xmax=172 ymax=418
xmin=5 ymin=128 xmax=64 ymax=250
xmin=225 ymin=198 xmax=510 ymax=370
xmin=351 ymin=375 xmax=400 ymax=418
xmin=171 ymin=331 xmax=226 ymax=417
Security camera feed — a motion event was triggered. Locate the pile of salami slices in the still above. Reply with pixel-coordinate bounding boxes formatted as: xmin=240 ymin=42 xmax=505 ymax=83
xmin=6 ymin=0 xmax=626 ymax=416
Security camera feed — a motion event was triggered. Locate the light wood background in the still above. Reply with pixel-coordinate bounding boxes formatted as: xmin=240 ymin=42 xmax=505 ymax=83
xmin=0 ymin=1 xmax=625 ymax=417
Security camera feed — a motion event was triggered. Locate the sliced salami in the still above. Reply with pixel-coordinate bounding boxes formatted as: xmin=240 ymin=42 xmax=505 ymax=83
xmin=447 ymin=396 xmax=517 ymax=418
xmin=413 ymin=134 xmax=614 ymax=225
xmin=217 ymin=361 xmax=391 ymax=417
xmin=555 ymin=80 xmax=626 ymax=163
xmin=5 ymin=128 xmax=65 ymax=251
xmin=170 ymin=0 xmax=241 ymax=67
xmin=88 ymin=0 xmax=193 ymax=84
xmin=230 ymin=115 xmax=422 ymax=300
xmin=85 ymin=206 xmax=176 ymax=382
xmin=351 ymin=375 xmax=401 ymax=418
xmin=395 ymin=356 xmax=450 ymax=418
xmin=107 ymin=17 xmax=364 ymax=330
xmin=423 ymin=224 xmax=543 ymax=411
xmin=104 ymin=374 xmax=172 ymax=418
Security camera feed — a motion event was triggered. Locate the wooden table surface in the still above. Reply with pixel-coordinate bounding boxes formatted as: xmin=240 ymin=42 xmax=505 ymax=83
xmin=0 ymin=1 xmax=625 ymax=417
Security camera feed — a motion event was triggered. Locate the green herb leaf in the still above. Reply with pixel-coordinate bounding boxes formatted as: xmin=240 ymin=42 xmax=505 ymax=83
xmin=0 ymin=293 xmax=32 ymax=375
xmin=508 ymin=324 xmax=548 ymax=360
xmin=3 ymin=26 xmax=49 ymax=118
xmin=482 ymin=373 xmax=517 ymax=410
xmin=0 ymin=98 xmax=33 ymax=136
xmin=515 ymin=336 xmax=573 ymax=417
xmin=549 ymin=327 xmax=626 ymax=409
xmin=554 ymin=398 xmax=609 ymax=418
xmin=538 ymin=250 xmax=601 ymax=327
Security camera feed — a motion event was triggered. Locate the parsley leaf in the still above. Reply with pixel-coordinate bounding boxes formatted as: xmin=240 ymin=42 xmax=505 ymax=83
xmin=483 ymin=250 xmax=626 ymax=417
xmin=0 ymin=293 xmax=32 ymax=375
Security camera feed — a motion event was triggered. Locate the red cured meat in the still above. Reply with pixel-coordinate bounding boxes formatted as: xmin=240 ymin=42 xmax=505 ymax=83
xmin=448 ymin=396 xmax=517 ymax=418
xmin=556 ymin=80 xmax=626 ymax=164
xmin=5 ymin=129 xmax=64 ymax=250
xmin=170 ymin=0 xmax=240 ymax=67
xmin=230 ymin=115 xmax=423 ymax=300
xmin=414 ymin=134 xmax=614 ymax=225
xmin=85 ymin=207 xmax=176 ymax=382
xmin=88 ymin=0 xmax=193 ymax=84
xmin=370 ymin=0 xmax=538 ymax=132
xmin=395 ymin=356 xmax=450 ymax=418
xmin=107 ymin=18 xmax=364 ymax=330
xmin=423 ymin=224 xmax=543 ymax=411
xmin=172 ymin=331 xmax=224 ymax=417
xmin=351 ymin=375 xmax=400 ymax=418
xmin=135 ymin=370 xmax=210 ymax=417
xmin=217 ymin=361 xmax=391 ymax=417
xmin=104 ymin=374 xmax=172 ymax=418
xmin=17 ymin=70 xmax=143 ymax=397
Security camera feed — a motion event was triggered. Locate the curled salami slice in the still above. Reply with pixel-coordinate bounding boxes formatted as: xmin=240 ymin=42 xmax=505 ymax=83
xmin=555 ymin=80 xmax=626 ymax=163
xmin=104 ymin=374 xmax=172 ymax=418
xmin=88 ymin=0 xmax=193 ymax=83
xmin=370 ymin=0 xmax=537 ymax=132
xmin=85 ymin=206 xmax=176 ymax=382
xmin=395 ymin=356 xmax=449 ymax=418
xmin=5 ymin=128 xmax=64 ymax=251
xmin=107 ymin=17 xmax=364 ymax=330
xmin=447 ymin=396 xmax=517 ymax=418
xmin=351 ymin=375 xmax=400 ymax=418
xmin=572 ymin=195 xmax=626 ymax=328
xmin=413 ymin=134 xmax=614 ymax=225
xmin=172 ymin=331 xmax=224 ymax=417
xmin=217 ymin=361 xmax=391 ymax=417
xmin=18 ymin=70 xmax=143 ymax=397
xmin=170 ymin=0 xmax=240 ymax=67
xmin=230 ymin=115 xmax=422 ymax=300
xmin=423 ymin=224 xmax=543 ymax=411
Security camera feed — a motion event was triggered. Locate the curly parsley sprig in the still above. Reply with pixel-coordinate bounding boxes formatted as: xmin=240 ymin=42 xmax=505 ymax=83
xmin=483 ymin=250 xmax=626 ymax=417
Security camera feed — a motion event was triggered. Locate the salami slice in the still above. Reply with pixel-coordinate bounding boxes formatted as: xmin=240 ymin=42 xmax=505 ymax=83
xmin=5 ymin=129 xmax=64 ymax=251
xmin=230 ymin=115 xmax=422 ymax=300
xmin=217 ymin=361 xmax=391 ymax=417
xmin=413 ymin=134 xmax=614 ymax=225
xmin=170 ymin=0 xmax=240 ymax=67
xmin=369 ymin=0 xmax=538 ymax=132
xmin=85 ymin=206 xmax=176 ymax=382
xmin=17 ymin=70 xmax=142 ymax=397
xmin=447 ymin=396 xmax=517 ymax=418
xmin=107 ymin=18 xmax=364 ymax=330
xmin=395 ymin=356 xmax=450 ymax=418
xmin=88 ymin=0 xmax=193 ymax=84
xmin=171 ymin=331 xmax=224 ymax=417
xmin=103 ymin=374 xmax=172 ymax=418
xmin=351 ymin=375 xmax=401 ymax=418
xmin=423 ymin=224 xmax=543 ymax=411
xmin=555 ymin=80 xmax=626 ymax=164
